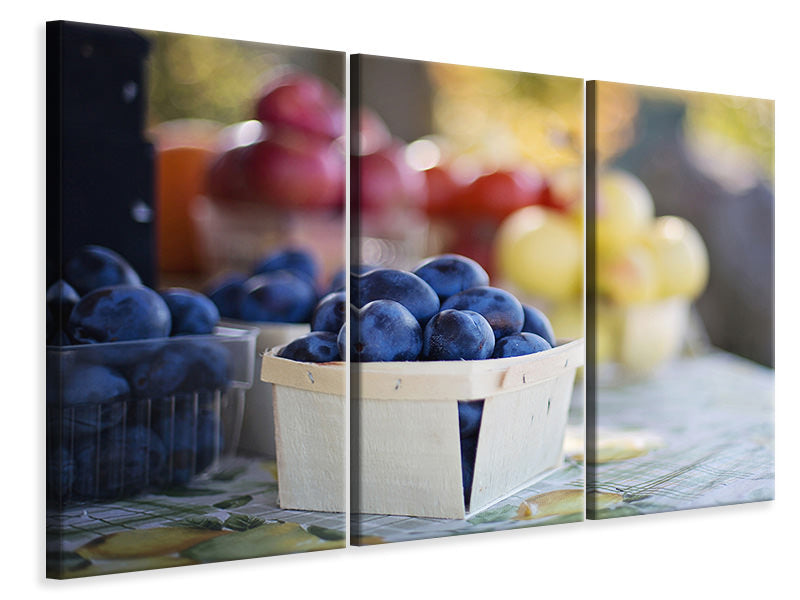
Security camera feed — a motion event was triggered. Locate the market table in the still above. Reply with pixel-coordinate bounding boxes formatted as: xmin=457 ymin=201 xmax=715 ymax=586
xmin=47 ymin=388 xmax=587 ymax=577
xmin=47 ymin=350 xmax=771 ymax=577
xmin=588 ymin=350 xmax=775 ymax=517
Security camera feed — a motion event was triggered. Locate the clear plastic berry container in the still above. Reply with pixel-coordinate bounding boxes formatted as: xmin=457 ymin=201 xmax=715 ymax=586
xmin=46 ymin=325 xmax=257 ymax=505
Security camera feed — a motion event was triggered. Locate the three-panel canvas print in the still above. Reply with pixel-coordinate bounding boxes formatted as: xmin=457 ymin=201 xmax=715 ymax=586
xmin=45 ymin=21 xmax=774 ymax=578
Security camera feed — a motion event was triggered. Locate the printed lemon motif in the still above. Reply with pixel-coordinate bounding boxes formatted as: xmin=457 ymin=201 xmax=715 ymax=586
xmin=587 ymin=491 xmax=624 ymax=510
xmin=181 ymin=522 xmax=343 ymax=562
xmin=350 ymin=535 xmax=386 ymax=546
xmin=590 ymin=430 xmax=663 ymax=463
xmin=515 ymin=489 xmax=584 ymax=520
xmin=568 ymin=430 xmax=663 ymax=463
xmin=77 ymin=527 xmax=230 ymax=559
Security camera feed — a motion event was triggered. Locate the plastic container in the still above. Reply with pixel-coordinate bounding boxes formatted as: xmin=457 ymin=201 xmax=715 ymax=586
xmin=261 ymin=338 xmax=584 ymax=518
xmin=232 ymin=321 xmax=311 ymax=458
xmin=46 ymin=325 xmax=257 ymax=504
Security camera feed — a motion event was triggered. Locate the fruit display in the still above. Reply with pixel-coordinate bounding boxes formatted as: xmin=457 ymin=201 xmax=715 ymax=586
xmin=595 ymin=169 xmax=709 ymax=374
xmin=181 ymin=70 xmax=345 ymax=280
xmin=46 ymin=245 xmax=256 ymax=503
xmin=273 ymin=253 xmax=562 ymax=501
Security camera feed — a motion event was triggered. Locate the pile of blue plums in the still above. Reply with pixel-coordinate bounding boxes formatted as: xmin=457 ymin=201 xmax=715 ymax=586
xmin=203 ymin=247 xmax=347 ymax=363
xmin=205 ymin=247 xmax=345 ymax=324
xmin=46 ymin=245 xmax=233 ymax=503
xmin=276 ymin=253 xmax=558 ymax=505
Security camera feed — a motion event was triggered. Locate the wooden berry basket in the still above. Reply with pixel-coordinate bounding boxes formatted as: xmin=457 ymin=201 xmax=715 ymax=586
xmin=261 ymin=338 xmax=584 ymax=518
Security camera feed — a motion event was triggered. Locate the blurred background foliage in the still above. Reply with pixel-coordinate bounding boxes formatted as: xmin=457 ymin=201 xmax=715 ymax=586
xmin=598 ymin=83 xmax=774 ymax=190
xmin=428 ymin=64 xmax=583 ymax=173
xmin=140 ymin=30 xmax=344 ymax=127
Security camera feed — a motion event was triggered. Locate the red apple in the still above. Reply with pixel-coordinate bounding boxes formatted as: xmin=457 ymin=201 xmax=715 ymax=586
xmin=243 ymin=129 xmax=344 ymax=210
xmin=206 ymin=145 xmax=252 ymax=203
xmin=357 ymin=143 xmax=426 ymax=214
xmin=447 ymin=224 xmax=497 ymax=279
xmin=358 ymin=107 xmax=392 ymax=155
xmin=423 ymin=165 xmax=467 ymax=218
xmin=255 ymin=72 xmax=344 ymax=140
xmin=460 ymin=168 xmax=549 ymax=224
xmin=541 ymin=167 xmax=580 ymax=213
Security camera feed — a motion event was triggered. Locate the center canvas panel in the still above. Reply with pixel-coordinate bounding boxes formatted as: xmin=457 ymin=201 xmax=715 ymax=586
xmin=349 ymin=55 xmax=585 ymax=545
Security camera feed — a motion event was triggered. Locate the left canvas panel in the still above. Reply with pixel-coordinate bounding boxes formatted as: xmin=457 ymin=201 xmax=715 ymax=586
xmin=46 ymin=21 xmax=346 ymax=578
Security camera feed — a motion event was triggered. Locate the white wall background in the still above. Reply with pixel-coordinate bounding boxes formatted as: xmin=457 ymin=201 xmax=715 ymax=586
xmin=10 ymin=1 xmax=797 ymax=597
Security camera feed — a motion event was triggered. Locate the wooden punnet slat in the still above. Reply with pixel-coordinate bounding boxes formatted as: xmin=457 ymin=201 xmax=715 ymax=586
xmin=261 ymin=338 xmax=584 ymax=518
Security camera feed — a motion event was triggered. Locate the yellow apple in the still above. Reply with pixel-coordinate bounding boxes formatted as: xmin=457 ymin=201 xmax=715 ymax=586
xmin=645 ymin=215 xmax=709 ymax=300
xmin=596 ymin=170 xmax=654 ymax=257
xmin=595 ymin=302 xmax=619 ymax=363
xmin=597 ymin=243 xmax=660 ymax=305
xmin=548 ymin=297 xmax=584 ymax=341
xmin=495 ymin=206 xmax=583 ymax=302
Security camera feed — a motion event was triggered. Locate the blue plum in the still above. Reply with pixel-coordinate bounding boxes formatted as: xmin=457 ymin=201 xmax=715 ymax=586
xmin=128 ymin=344 xmax=191 ymax=398
xmin=278 ymin=331 xmax=341 ymax=362
xmin=50 ymin=363 xmax=129 ymax=436
xmin=457 ymin=400 xmax=484 ymax=503
xmin=252 ymin=248 xmax=318 ymax=284
xmin=354 ymin=268 xmax=440 ymax=325
xmin=325 ymin=264 xmax=375 ymax=294
xmin=67 ymin=285 xmax=171 ymax=344
xmin=46 ymin=280 xmax=80 ymax=345
xmin=239 ymin=271 xmax=317 ymax=323
xmin=160 ymin=288 xmax=220 ymax=336
xmin=326 ymin=268 xmax=347 ymax=294
xmin=63 ymin=245 xmax=142 ymax=296
xmin=46 ymin=279 xmax=80 ymax=326
xmin=62 ymin=362 xmax=130 ymax=406
xmin=73 ymin=425 xmax=166 ymax=499
xmin=311 ymin=291 xmax=346 ymax=333
xmin=153 ymin=394 xmax=222 ymax=486
xmin=182 ymin=340 xmax=232 ymax=391
xmin=128 ymin=340 xmax=231 ymax=398
xmin=458 ymin=400 xmax=483 ymax=439
xmin=412 ymin=254 xmax=490 ymax=302
xmin=349 ymin=300 xmax=422 ymax=362
xmin=205 ymin=273 xmax=248 ymax=320
xmin=422 ymin=309 xmax=495 ymax=361
xmin=521 ymin=304 xmax=557 ymax=348
xmin=46 ymin=446 xmax=76 ymax=503
xmin=441 ymin=286 xmax=524 ymax=340
xmin=337 ymin=322 xmax=347 ymax=362
xmin=461 ymin=434 xmax=478 ymax=504
xmin=492 ymin=332 xmax=552 ymax=358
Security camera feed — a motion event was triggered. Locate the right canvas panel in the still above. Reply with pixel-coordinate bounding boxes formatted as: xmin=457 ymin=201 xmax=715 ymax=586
xmin=586 ymin=81 xmax=775 ymax=519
